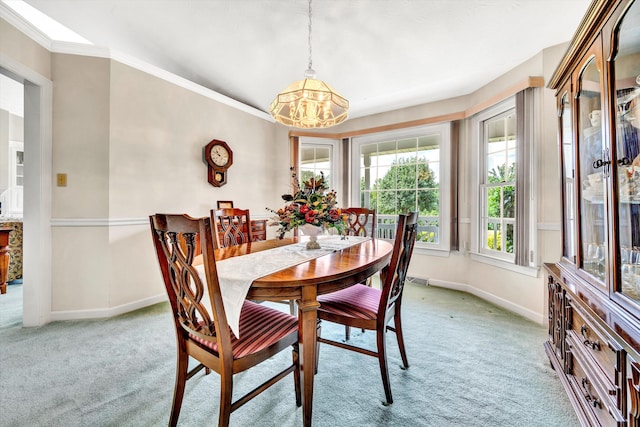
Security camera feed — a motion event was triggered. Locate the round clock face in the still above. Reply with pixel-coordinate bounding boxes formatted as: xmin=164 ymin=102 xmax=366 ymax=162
xmin=210 ymin=145 xmax=230 ymax=167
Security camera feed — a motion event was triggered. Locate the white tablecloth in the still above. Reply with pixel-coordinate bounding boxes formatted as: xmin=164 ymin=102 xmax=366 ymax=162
xmin=195 ymin=236 xmax=368 ymax=338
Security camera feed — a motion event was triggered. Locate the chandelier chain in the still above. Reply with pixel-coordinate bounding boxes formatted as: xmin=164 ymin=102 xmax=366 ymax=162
xmin=308 ymin=0 xmax=313 ymax=71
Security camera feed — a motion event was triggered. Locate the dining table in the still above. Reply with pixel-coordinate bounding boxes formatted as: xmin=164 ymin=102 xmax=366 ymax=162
xmin=213 ymin=235 xmax=394 ymax=427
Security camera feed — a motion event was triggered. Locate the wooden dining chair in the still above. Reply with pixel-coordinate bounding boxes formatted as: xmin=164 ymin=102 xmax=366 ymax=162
xmin=316 ymin=211 xmax=418 ymax=404
xmin=341 ymin=207 xmax=378 ymax=339
xmin=212 ymin=208 xmax=296 ymax=314
xmin=212 ymin=208 xmax=253 ymax=248
xmin=343 ymin=207 xmax=377 ymax=238
xmin=149 ymin=213 xmax=301 ymax=427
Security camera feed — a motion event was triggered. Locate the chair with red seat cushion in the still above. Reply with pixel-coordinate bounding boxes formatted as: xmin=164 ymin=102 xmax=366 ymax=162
xmin=212 ymin=207 xmax=295 ymax=315
xmin=342 ymin=207 xmax=377 ymax=238
xmin=316 ymin=211 xmax=418 ymax=404
xmin=212 ymin=208 xmax=253 ymax=248
xmin=341 ymin=207 xmax=378 ymax=339
xmin=149 ymin=213 xmax=300 ymax=427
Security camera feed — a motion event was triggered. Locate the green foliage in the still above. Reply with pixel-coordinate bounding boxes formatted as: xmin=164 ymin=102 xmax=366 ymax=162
xmin=486 ymin=163 xmax=515 ymax=253
xmin=487 ymin=163 xmax=515 ymax=219
xmin=487 ymin=228 xmax=513 ymax=254
xmin=368 ymin=157 xmax=439 ymax=215
xmin=487 ymin=230 xmax=501 ymax=250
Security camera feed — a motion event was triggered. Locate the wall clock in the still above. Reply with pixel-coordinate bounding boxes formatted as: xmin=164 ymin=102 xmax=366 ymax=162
xmin=203 ymin=139 xmax=233 ymax=187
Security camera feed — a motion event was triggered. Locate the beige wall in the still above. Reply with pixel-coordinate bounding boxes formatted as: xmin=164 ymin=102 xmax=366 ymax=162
xmin=0 ymin=18 xmax=51 ymax=80
xmin=52 ymin=54 xmax=111 ymax=218
xmin=48 ymin=54 xmax=289 ymax=313
xmin=316 ymin=45 xmax=568 ymax=323
xmin=1 ymin=14 xmax=568 ymax=324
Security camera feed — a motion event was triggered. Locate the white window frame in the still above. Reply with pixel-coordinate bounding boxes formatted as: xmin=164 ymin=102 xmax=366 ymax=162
xmin=480 ymin=108 xmax=517 ymax=262
xmin=470 ymin=95 xmax=539 ymax=276
xmin=351 ymin=123 xmax=451 ymax=253
xmin=299 ymin=137 xmax=341 ymax=194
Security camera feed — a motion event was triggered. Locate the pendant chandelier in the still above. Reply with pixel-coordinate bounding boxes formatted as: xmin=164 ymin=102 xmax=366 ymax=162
xmin=270 ymin=0 xmax=349 ymax=129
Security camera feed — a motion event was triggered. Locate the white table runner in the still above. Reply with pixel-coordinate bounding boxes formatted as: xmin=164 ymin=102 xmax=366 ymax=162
xmin=195 ymin=236 xmax=368 ymax=338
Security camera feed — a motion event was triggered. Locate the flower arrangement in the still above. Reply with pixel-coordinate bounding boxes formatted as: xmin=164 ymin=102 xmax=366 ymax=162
xmin=267 ymin=168 xmax=347 ymax=239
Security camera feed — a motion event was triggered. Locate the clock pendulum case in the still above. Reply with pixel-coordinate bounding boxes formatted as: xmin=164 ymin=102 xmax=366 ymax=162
xmin=203 ymin=139 xmax=233 ymax=187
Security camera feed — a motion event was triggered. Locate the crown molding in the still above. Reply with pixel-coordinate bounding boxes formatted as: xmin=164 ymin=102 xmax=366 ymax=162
xmin=0 ymin=1 xmax=52 ymax=50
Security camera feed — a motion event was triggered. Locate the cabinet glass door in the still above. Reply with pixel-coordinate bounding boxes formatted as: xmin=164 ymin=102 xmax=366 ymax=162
xmin=578 ymin=57 xmax=606 ymax=281
xmin=614 ymin=0 xmax=640 ymax=300
xmin=561 ymin=91 xmax=577 ymax=263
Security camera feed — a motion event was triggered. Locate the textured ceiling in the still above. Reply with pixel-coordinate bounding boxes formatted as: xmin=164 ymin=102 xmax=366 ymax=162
xmin=19 ymin=0 xmax=591 ymax=119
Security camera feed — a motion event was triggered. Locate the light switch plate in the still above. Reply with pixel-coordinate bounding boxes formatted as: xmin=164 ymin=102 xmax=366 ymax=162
xmin=57 ymin=173 xmax=67 ymax=187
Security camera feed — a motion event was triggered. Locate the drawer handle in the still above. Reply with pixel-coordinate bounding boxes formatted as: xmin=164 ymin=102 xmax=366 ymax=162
xmin=581 ymin=377 xmax=602 ymax=409
xmin=581 ymin=324 xmax=601 ymax=351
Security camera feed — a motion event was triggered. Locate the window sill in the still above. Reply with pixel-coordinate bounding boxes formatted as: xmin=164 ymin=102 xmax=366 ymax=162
xmin=470 ymin=252 xmax=540 ymax=277
xmin=413 ymin=246 xmax=450 ymax=257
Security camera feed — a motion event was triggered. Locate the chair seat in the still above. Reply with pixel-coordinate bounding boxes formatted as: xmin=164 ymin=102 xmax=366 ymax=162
xmin=317 ymin=284 xmax=381 ymax=320
xmin=191 ymin=301 xmax=298 ymax=359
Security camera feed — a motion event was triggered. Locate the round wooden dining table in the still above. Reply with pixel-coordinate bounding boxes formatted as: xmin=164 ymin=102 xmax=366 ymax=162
xmin=215 ymin=236 xmax=394 ymax=427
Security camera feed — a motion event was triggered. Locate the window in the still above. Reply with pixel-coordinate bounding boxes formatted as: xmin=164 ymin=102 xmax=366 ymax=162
xmin=480 ymin=109 xmax=516 ymax=260
xmin=471 ymin=91 xmax=536 ymax=271
xmin=300 ymin=138 xmax=340 ymax=190
xmin=352 ymin=123 xmax=451 ymax=251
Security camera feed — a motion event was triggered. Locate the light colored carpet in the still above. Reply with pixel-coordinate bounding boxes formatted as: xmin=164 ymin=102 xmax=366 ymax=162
xmin=0 ymin=282 xmax=578 ymax=426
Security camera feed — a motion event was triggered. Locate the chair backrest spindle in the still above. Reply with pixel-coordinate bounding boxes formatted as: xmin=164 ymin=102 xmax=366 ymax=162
xmin=343 ymin=207 xmax=377 ymax=238
xmin=150 ymin=214 xmax=231 ymax=345
xmin=211 ymin=208 xmax=253 ymax=248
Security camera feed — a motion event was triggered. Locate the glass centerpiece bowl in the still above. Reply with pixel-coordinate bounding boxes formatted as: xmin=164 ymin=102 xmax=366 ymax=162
xmin=267 ymin=168 xmax=347 ymax=249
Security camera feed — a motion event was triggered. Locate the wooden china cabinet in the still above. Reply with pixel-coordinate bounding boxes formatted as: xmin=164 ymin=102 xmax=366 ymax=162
xmin=546 ymin=0 xmax=640 ymax=425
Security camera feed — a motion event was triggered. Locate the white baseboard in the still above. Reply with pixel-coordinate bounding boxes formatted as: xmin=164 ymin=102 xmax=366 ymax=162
xmin=50 ymin=294 xmax=167 ymax=321
xmin=411 ymin=277 xmax=544 ymax=325
xmin=50 ymin=278 xmax=545 ymax=325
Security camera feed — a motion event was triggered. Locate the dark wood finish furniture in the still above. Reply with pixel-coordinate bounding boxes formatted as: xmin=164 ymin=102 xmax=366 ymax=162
xmin=343 ymin=207 xmax=377 ymax=238
xmin=0 ymin=228 xmax=11 ymax=294
xmin=211 ymin=208 xmax=253 ymax=248
xmin=250 ymin=219 xmax=267 ymax=241
xmin=316 ymin=212 xmax=418 ymax=404
xmin=212 ymin=208 xmax=289 ymax=312
xmin=215 ymin=201 xmax=267 ymax=241
xmin=213 ymin=236 xmax=394 ymax=427
xmin=341 ymin=208 xmax=378 ymax=337
xmin=0 ymin=221 xmax=22 ymax=282
xmin=546 ymin=1 xmax=640 ymax=425
xmin=343 ymin=207 xmax=378 ymax=335
xmin=150 ymin=214 xmax=301 ymax=427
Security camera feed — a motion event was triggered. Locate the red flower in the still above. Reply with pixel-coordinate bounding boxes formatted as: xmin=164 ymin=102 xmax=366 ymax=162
xmin=305 ymin=211 xmax=316 ymax=223
xmin=299 ymin=204 xmax=310 ymax=214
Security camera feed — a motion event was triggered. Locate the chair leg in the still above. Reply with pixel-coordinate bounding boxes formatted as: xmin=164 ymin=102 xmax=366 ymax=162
xmin=169 ymin=350 xmax=189 ymax=427
xmin=394 ymin=308 xmax=409 ymax=369
xmin=345 ymin=325 xmax=351 ymax=341
xmin=218 ymin=372 xmax=233 ymax=427
xmin=377 ymin=329 xmax=393 ymax=404
xmin=293 ymin=344 xmax=302 ymax=406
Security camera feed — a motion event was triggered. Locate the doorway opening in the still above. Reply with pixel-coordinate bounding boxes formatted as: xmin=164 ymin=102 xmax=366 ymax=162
xmin=0 ymin=56 xmax=53 ymax=327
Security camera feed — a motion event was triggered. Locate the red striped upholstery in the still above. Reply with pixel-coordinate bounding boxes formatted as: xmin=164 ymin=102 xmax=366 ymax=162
xmin=191 ymin=301 xmax=298 ymax=359
xmin=317 ymin=284 xmax=381 ymax=320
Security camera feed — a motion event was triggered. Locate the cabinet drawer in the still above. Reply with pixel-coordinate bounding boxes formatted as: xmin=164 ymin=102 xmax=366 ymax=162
xmin=567 ymin=300 xmax=624 ymax=386
xmin=567 ymin=345 xmax=626 ymax=426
